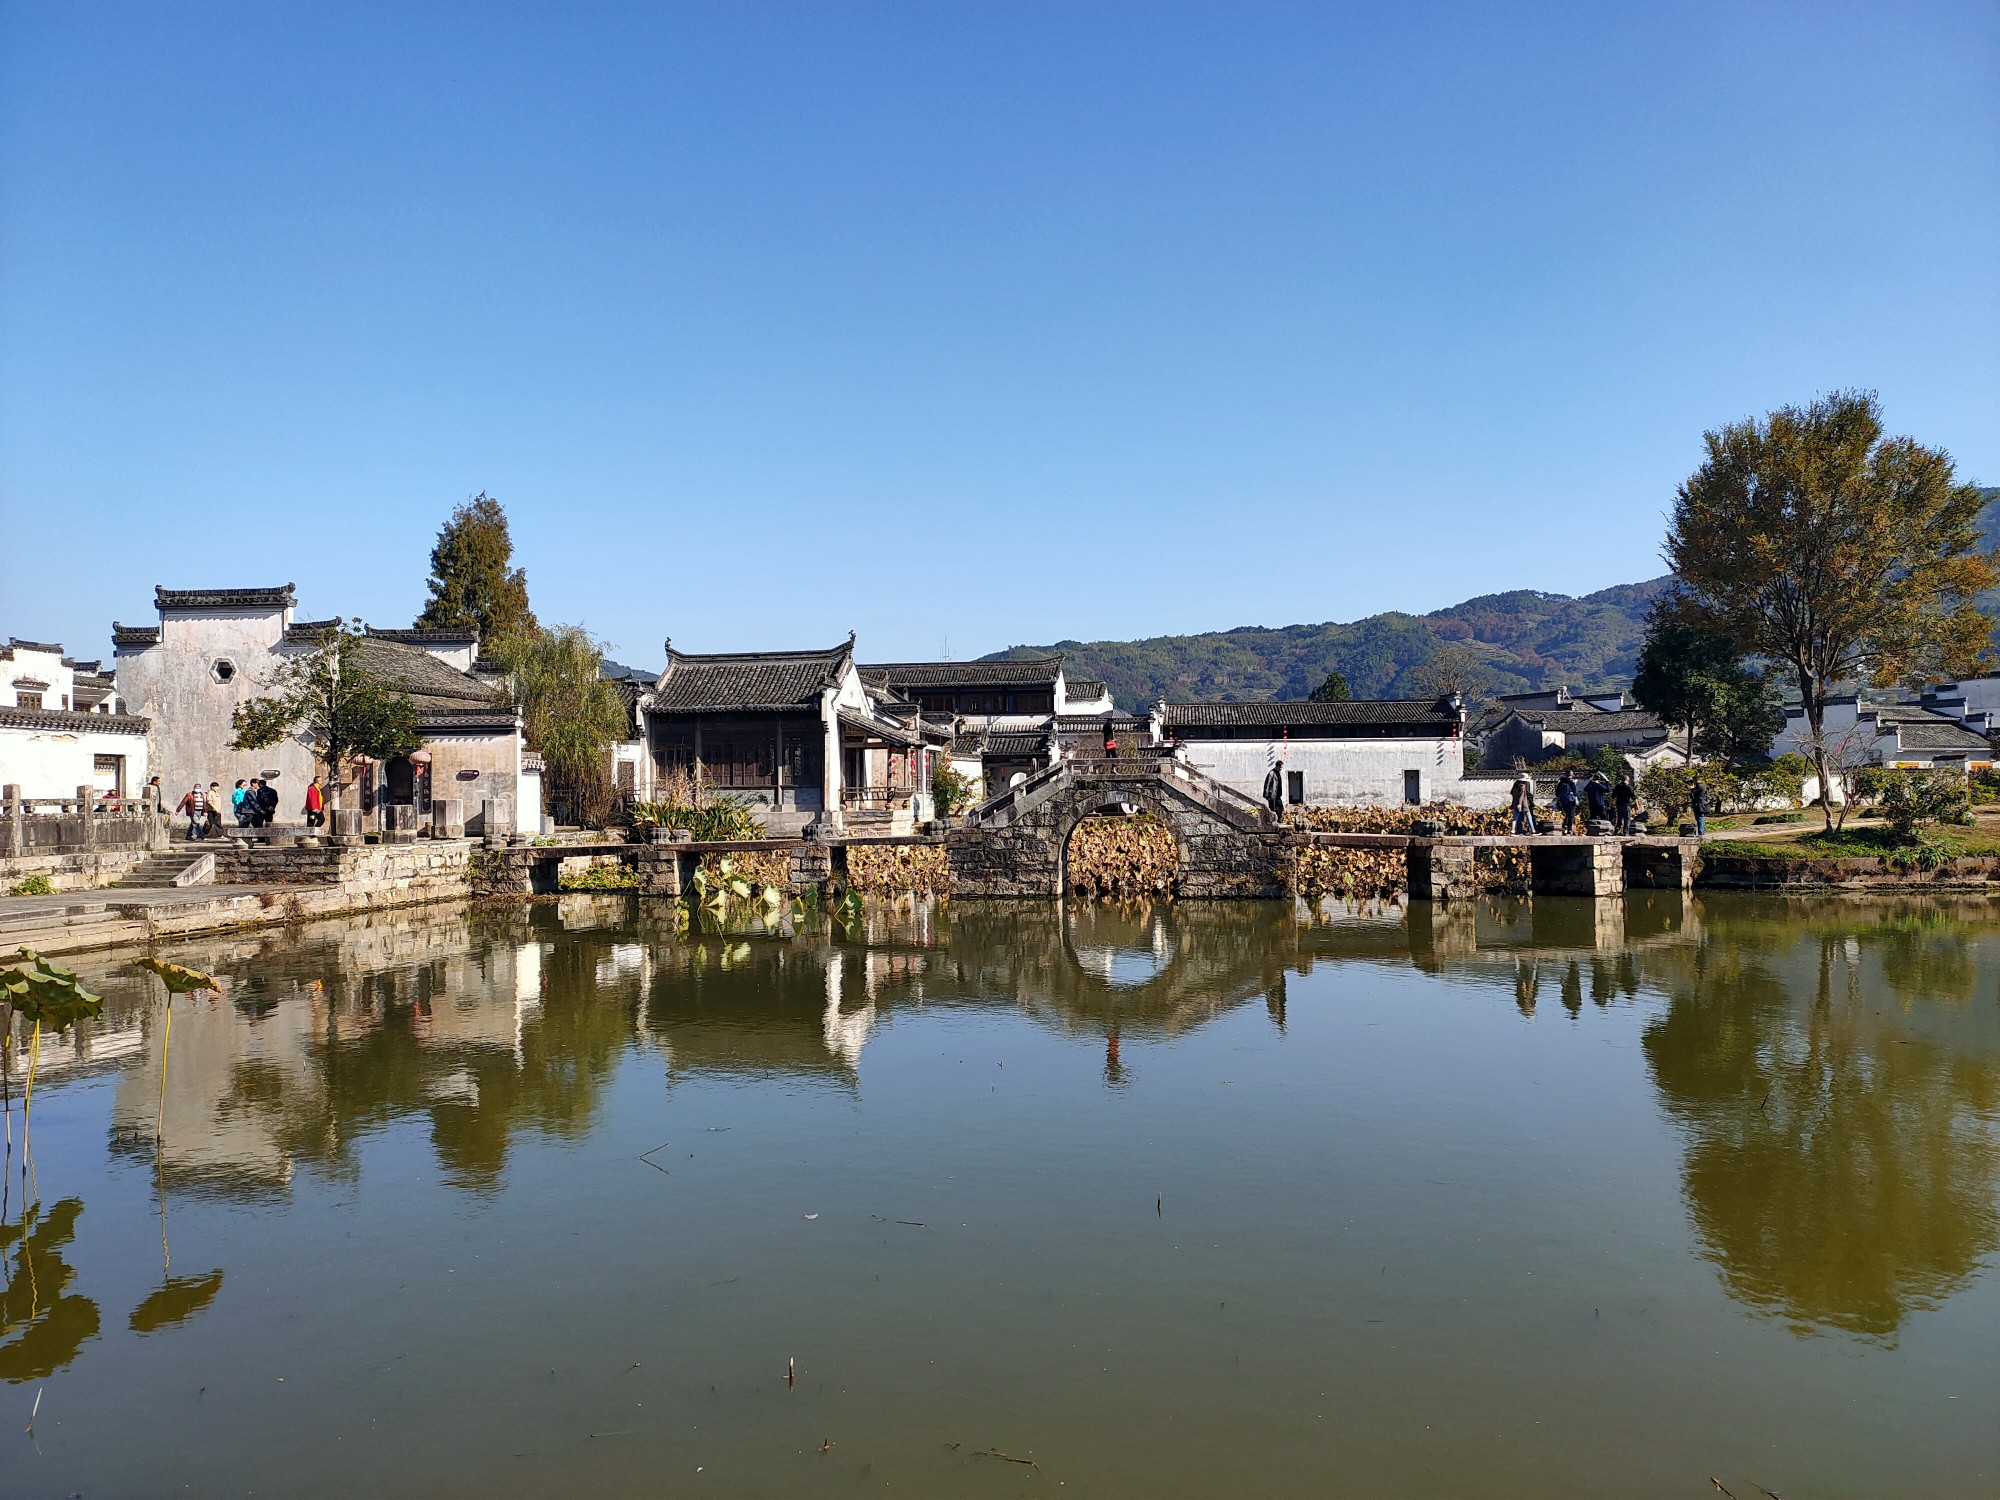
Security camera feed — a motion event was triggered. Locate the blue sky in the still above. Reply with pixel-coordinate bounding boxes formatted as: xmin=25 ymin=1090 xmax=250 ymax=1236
xmin=3 ymin=2 xmax=1994 ymax=669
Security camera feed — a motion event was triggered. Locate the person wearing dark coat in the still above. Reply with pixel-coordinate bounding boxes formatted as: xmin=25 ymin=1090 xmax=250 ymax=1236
xmin=1263 ymin=761 xmax=1286 ymax=819
xmin=1690 ymin=778 xmax=1709 ymax=837
xmin=1509 ymin=772 xmax=1536 ymax=835
xmin=1611 ymin=775 xmax=1636 ymax=835
xmin=1553 ymin=771 xmax=1579 ymax=834
xmin=1585 ymin=772 xmax=1611 ymax=825
xmin=256 ymin=779 xmax=279 ymax=826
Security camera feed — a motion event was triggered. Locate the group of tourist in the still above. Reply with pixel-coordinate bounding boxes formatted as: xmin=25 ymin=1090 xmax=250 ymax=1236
xmin=1509 ymin=766 xmax=1710 ymax=837
xmin=169 ymin=776 xmax=327 ymax=839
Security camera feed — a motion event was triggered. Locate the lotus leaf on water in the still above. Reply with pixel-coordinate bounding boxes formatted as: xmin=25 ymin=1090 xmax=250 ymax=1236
xmin=131 ymin=957 xmax=222 ymax=995
xmin=1 ymin=948 xmax=105 ymax=1032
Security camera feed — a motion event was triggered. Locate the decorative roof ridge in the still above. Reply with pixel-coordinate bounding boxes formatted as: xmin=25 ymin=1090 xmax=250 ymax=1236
xmin=662 ymin=635 xmax=856 ymax=667
xmin=6 ymin=637 xmax=64 ymax=654
xmin=112 ymin=623 xmax=161 ymax=646
xmin=154 ymin=583 xmax=297 ymax=609
xmin=367 ymin=626 xmax=480 ymax=644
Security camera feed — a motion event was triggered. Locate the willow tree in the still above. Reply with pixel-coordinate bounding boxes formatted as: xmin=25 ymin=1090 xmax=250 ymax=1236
xmin=491 ymin=625 xmax=630 ymax=825
xmin=1665 ymin=392 xmax=1993 ymax=828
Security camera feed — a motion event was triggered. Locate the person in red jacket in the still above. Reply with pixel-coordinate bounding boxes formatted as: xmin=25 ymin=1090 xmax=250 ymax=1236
xmin=304 ymin=778 xmax=325 ymax=829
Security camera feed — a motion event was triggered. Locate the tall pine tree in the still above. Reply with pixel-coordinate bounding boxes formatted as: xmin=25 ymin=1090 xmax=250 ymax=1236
xmin=416 ymin=493 xmax=538 ymax=645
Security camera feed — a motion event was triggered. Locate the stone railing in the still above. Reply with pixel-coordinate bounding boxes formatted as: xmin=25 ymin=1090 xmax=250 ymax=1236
xmin=3 ymin=783 xmax=166 ymax=857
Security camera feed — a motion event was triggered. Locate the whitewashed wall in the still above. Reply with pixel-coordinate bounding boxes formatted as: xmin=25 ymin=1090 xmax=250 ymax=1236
xmin=117 ymin=605 xmax=317 ymax=803
xmin=1175 ymin=736 xmax=1468 ymax=807
xmin=0 ymin=720 xmax=150 ymax=799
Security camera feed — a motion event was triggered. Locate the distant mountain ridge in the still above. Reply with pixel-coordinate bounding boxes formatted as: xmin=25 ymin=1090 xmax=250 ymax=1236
xmin=988 ymin=577 xmax=1673 ymax=711
xmin=990 ymin=490 xmax=2000 ymax=711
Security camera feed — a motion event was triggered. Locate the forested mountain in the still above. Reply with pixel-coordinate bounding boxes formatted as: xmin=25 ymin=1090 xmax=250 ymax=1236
xmin=993 ymin=490 xmax=2000 ymax=710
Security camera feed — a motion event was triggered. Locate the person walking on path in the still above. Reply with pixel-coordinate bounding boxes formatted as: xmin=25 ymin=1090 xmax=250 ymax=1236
xmin=1509 ymin=768 xmax=1537 ymax=835
xmin=206 ymin=782 xmax=225 ymax=838
xmin=1103 ymin=722 xmax=1118 ymax=760
xmin=255 ymin=778 xmax=279 ymax=827
xmin=1584 ymin=771 xmax=1611 ymax=828
xmin=1611 ymin=774 xmax=1636 ymax=835
xmin=304 ymin=778 xmax=325 ymax=828
xmin=1690 ymin=777 xmax=1709 ymax=838
xmin=175 ymin=784 xmax=208 ymax=840
xmin=1554 ymin=771 xmax=1579 ymax=835
xmin=1263 ymin=759 xmax=1286 ymax=819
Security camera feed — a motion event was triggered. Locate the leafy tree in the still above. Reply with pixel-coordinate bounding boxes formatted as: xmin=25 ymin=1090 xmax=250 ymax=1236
xmin=231 ymin=626 xmax=422 ymax=813
xmin=416 ymin=493 xmax=538 ymax=645
xmin=1307 ymin=669 xmax=1352 ymax=702
xmin=1665 ymin=392 xmax=1995 ymax=829
xmin=489 ymin=625 xmax=629 ymax=826
xmin=1631 ymin=615 xmax=1787 ymax=767
xmin=1638 ymin=763 xmax=1692 ymax=821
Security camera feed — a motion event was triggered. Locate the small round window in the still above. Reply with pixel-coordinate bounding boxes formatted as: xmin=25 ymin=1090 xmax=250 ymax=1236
xmin=211 ymin=659 xmax=237 ymax=684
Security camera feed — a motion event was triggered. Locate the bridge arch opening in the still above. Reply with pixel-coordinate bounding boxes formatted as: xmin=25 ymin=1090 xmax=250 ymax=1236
xmin=1061 ymin=803 xmax=1181 ymax=900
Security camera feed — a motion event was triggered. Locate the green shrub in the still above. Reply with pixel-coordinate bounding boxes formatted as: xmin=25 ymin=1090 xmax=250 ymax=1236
xmin=1638 ymin=764 xmax=1691 ymax=821
xmin=558 ymin=862 xmax=639 ymax=891
xmin=629 ymin=794 xmax=764 ymax=842
xmin=8 ymin=874 xmax=56 ymax=897
xmin=1877 ymin=769 xmax=1971 ymax=841
xmin=931 ymin=761 xmax=975 ymax=819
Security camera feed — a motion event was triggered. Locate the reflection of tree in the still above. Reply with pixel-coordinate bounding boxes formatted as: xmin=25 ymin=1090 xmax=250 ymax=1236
xmin=1643 ymin=934 xmax=2000 ymax=1340
xmin=1 ymin=1198 xmax=100 ymax=1382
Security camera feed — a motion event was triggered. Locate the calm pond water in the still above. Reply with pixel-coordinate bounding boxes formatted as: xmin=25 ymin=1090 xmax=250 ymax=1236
xmin=3 ymin=892 xmax=1998 ymax=1498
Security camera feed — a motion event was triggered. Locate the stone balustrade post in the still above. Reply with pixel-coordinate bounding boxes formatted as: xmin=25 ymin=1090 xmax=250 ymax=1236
xmin=3 ymin=785 xmax=20 ymax=859
xmin=78 ymin=785 xmax=97 ymax=849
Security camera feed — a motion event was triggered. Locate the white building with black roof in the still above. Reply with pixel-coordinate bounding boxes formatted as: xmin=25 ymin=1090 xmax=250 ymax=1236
xmin=1151 ymin=696 xmax=1470 ymax=808
xmin=0 ymin=635 xmax=151 ymax=799
xmin=113 ymin=585 xmax=535 ymax=835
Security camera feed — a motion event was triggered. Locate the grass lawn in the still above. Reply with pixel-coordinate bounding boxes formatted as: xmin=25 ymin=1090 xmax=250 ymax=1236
xmin=1708 ymin=822 xmax=2000 ymax=861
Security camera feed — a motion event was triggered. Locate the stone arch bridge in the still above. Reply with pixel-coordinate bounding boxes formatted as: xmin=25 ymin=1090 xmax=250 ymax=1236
xmin=946 ymin=757 xmax=1292 ymax=898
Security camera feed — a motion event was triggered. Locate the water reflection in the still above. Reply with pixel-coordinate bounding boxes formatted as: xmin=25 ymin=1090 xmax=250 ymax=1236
xmin=1 ymin=1199 xmax=99 ymax=1382
xmin=5 ymin=889 xmax=1997 ymax=1385
xmin=1640 ymin=904 xmax=2000 ymax=1341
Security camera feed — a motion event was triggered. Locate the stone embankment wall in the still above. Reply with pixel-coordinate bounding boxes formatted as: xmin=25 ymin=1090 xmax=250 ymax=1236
xmin=1698 ymin=852 xmax=2000 ymax=890
xmin=216 ymin=839 xmax=476 ymax=902
xmin=0 ymin=848 xmax=153 ymax=892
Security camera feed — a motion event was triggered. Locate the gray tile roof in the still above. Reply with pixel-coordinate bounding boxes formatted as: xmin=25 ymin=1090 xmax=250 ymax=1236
xmin=349 ymin=636 xmax=504 ymax=714
xmin=1160 ymin=698 xmax=1460 ymax=729
xmin=0 ymin=705 xmax=149 ymax=733
xmin=837 ymin=709 xmax=924 ymax=747
xmin=1890 ymin=719 xmax=1992 ymax=752
xmin=155 ymin=584 xmax=296 ymax=610
xmin=111 ymin=624 xmax=160 ymax=648
xmin=5 ymin=638 xmax=64 ymax=655
xmin=282 ymin=618 xmax=344 ymax=644
xmin=649 ymin=641 xmax=854 ymax=712
xmin=1510 ymin=707 xmax=1665 ymax=734
xmin=1065 ymin=678 xmax=1108 ymax=698
xmin=983 ymin=731 xmax=1054 ymax=758
xmin=859 ymin=657 xmax=1062 ymax=689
